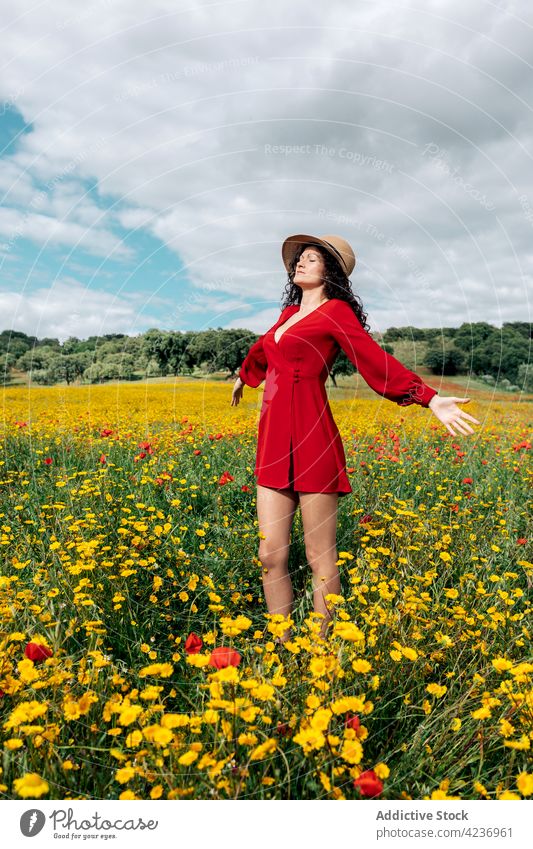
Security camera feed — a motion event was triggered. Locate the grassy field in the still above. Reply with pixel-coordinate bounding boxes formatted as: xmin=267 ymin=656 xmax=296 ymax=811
xmin=0 ymin=379 xmax=531 ymax=801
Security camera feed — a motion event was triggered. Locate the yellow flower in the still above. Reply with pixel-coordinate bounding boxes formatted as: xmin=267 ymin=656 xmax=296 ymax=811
xmin=115 ymin=766 xmax=136 ymax=784
xmin=4 ymin=739 xmax=24 ymax=750
xmin=474 ymin=780 xmax=488 ymax=797
xmin=503 ymin=735 xmax=530 ymax=750
xmin=333 ymin=622 xmax=365 ymax=642
xmin=161 ymin=713 xmax=189 ymax=728
xmin=340 ymin=737 xmax=363 ymax=764
xmin=210 ymin=666 xmax=239 ymax=684
xmin=497 ymin=791 xmax=521 ymax=800
xmin=249 ymin=739 xmax=277 ymax=761
xmin=142 ymin=725 xmax=174 ymax=746
xmin=202 ymin=709 xmax=219 ymax=724
xmin=310 ymin=708 xmax=332 ymax=732
xmin=402 ymin=647 xmax=418 ymax=661
xmin=293 ymin=727 xmax=326 ymax=754
xmin=13 ymin=772 xmax=49 ymax=798
xmin=125 ymin=730 xmax=143 ymax=747
xmin=17 ymin=659 xmax=39 ymax=683
xmin=138 ymin=663 xmax=173 ymax=678
xmin=471 ymin=706 xmax=491 ymax=720
xmin=426 ymin=683 xmax=447 ymax=698
xmin=63 ymin=699 xmax=81 ymax=720
xmin=374 ymin=763 xmax=390 ymax=779
xmin=309 ymin=657 xmax=327 ymax=677
xmin=178 ymin=750 xmax=199 ymax=766
xmin=186 ymin=653 xmax=211 ymax=667
xmin=140 ymin=685 xmax=164 ymax=701
xmin=239 ymin=706 xmax=261 ymax=723
xmin=517 ymin=772 xmax=533 ymax=796
xmin=450 ymin=718 xmax=462 ymax=731
xmin=319 ymin=771 xmax=332 ymax=792
xmin=118 ymin=705 xmax=143 ymax=726
xmin=330 ymin=696 xmax=365 ymax=714
xmin=238 ymin=733 xmax=258 ymax=746
xmin=499 ymin=719 xmax=515 ymax=737
xmin=352 ymin=658 xmax=372 ymax=673
xmin=220 ymin=615 xmax=252 ymax=636
xmin=492 ymin=657 xmax=513 ymax=672
xmin=251 ymin=684 xmax=275 ymax=701
xmin=4 ymin=700 xmax=48 ymax=730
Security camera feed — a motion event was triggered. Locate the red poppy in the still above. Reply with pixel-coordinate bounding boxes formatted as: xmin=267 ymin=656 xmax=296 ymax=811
xmin=241 ymin=485 xmax=250 ymax=492
xmin=43 ymin=457 xmax=53 ymax=465
xmin=359 ymin=514 xmax=372 ymax=524
xmin=99 ymin=454 xmax=106 ymax=464
xmin=184 ymin=633 xmax=203 ymax=654
xmin=15 ymin=421 xmax=27 ymax=428
xmin=353 ymin=769 xmax=383 ymax=798
xmin=209 ymin=646 xmax=241 ymax=669
xmin=344 ymin=713 xmax=361 ymax=731
xmin=217 ymin=471 xmax=234 ymax=486
xmin=517 ymin=538 xmax=527 ymax=545
xmin=193 ymin=449 xmax=202 ymax=455
xmin=462 ymin=477 xmax=473 ymax=485
xmin=100 ymin=428 xmax=114 ymax=437
xmin=24 ymin=642 xmax=53 ymax=662
xmin=138 ymin=441 xmax=154 ymax=454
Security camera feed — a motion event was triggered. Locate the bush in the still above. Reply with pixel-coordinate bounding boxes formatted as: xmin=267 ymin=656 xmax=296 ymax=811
xmin=424 ymin=345 xmax=466 ymax=376
xmin=517 ymin=362 xmax=533 ymax=393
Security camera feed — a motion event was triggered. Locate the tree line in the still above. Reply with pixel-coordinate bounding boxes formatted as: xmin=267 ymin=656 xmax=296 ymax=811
xmin=0 ymin=321 xmax=530 ymax=392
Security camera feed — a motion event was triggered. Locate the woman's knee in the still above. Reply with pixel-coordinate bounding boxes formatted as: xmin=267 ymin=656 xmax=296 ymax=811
xmin=258 ymin=542 xmax=290 ymax=571
xmin=305 ymin=543 xmax=337 ymax=570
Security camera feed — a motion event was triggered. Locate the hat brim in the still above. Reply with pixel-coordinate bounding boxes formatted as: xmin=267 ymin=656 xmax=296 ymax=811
xmin=281 ymin=233 xmax=355 ymax=277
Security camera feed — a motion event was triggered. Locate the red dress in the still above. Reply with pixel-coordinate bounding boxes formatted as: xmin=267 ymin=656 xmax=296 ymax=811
xmin=238 ymin=298 xmax=438 ymax=497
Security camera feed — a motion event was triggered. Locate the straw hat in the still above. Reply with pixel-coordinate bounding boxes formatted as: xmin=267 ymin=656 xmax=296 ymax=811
xmin=282 ymin=233 xmax=356 ymax=277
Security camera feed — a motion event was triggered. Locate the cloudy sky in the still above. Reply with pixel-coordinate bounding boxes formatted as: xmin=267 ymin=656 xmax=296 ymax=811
xmin=1 ymin=0 xmax=531 ymax=341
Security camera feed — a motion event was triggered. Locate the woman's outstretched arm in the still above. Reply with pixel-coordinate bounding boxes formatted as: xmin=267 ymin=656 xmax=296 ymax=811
xmin=329 ymin=299 xmax=480 ymax=436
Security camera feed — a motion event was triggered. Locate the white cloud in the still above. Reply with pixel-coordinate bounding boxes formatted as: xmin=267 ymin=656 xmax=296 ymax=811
xmin=0 ymin=0 xmax=531 ymax=331
xmin=0 ymin=279 xmax=163 ymax=341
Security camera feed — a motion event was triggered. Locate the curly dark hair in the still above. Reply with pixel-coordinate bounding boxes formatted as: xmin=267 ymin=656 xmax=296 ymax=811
xmin=280 ymin=243 xmax=371 ymax=332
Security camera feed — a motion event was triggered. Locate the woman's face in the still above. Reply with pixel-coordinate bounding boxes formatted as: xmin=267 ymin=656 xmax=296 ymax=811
xmin=293 ymin=247 xmax=326 ymax=290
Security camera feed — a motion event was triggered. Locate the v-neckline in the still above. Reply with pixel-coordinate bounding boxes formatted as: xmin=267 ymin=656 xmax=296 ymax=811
xmin=273 ymin=300 xmax=332 ymax=345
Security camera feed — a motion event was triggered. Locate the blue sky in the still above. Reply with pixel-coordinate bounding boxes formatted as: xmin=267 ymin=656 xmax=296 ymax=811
xmin=1 ymin=0 xmax=531 ymax=342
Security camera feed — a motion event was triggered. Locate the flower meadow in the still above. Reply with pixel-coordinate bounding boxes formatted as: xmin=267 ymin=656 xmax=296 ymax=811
xmin=0 ymin=381 xmax=531 ymax=801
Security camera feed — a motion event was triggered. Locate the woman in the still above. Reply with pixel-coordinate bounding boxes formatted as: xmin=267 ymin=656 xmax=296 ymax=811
xmin=231 ymin=233 xmax=480 ymax=642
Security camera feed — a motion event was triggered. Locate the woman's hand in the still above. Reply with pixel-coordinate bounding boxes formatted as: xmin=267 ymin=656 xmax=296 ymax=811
xmin=428 ymin=395 xmax=480 ymax=436
xmin=231 ymin=376 xmax=245 ymax=406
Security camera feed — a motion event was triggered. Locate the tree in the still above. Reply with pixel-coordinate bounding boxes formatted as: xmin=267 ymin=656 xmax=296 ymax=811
xmin=503 ymin=322 xmax=531 ymax=341
xmin=489 ymin=328 xmax=530 ymax=383
xmin=453 ymin=322 xmax=497 ymax=353
xmin=424 ymin=344 xmax=466 ymax=375
xmin=517 ymin=362 xmax=533 ymax=393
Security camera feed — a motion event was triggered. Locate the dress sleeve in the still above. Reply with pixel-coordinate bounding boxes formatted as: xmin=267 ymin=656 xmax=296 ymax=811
xmin=329 ymin=300 xmax=439 ymax=408
xmin=238 ymin=332 xmax=268 ymax=387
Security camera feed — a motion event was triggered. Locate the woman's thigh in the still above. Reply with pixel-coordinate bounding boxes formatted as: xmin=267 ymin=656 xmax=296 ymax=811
xmin=298 ymin=492 xmax=339 ymax=560
xmin=256 ymin=484 xmax=299 ymax=555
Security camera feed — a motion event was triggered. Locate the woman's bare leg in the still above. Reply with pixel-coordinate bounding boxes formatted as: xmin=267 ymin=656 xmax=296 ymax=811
xmin=256 ymin=484 xmax=299 ymax=641
xmin=299 ymin=492 xmax=340 ymax=639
